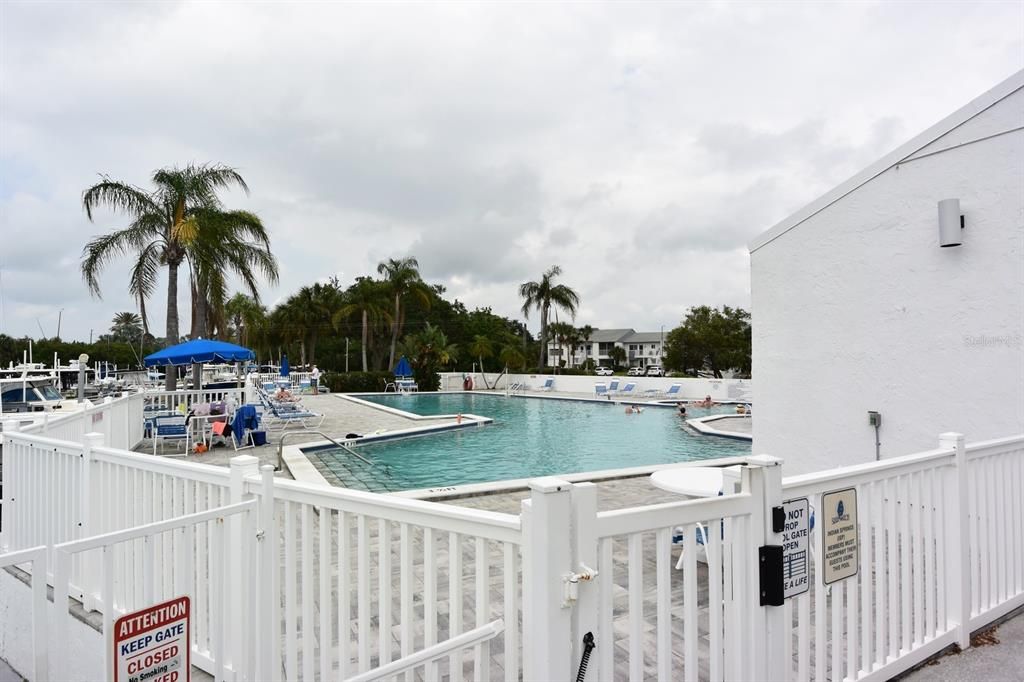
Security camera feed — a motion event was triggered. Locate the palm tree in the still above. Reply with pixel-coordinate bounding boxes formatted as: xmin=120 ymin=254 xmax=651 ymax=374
xmin=400 ymin=322 xmax=458 ymax=390
xmin=377 ymin=257 xmax=431 ymax=370
xmin=81 ymin=163 xmax=273 ymax=390
xmin=110 ymin=312 xmax=143 ymax=342
xmin=576 ymin=324 xmax=594 ymax=368
xmin=224 ymin=294 xmax=265 ymax=347
xmin=468 ymin=334 xmax=494 ymax=387
xmin=499 ymin=344 xmax=527 ymax=371
xmin=333 ymin=277 xmax=392 ymax=372
xmin=186 ymin=208 xmax=279 ymax=340
xmin=518 ymin=266 xmax=580 ymax=369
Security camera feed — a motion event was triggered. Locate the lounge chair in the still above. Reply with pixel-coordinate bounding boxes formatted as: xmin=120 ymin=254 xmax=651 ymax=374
xmin=607 ymin=379 xmax=620 ymax=395
xmin=538 ymin=377 xmax=554 ymax=392
xmin=267 ymin=401 xmax=325 ymax=430
xmin=396 ymin=378 xmax=418 ymax=392
xmin=664 ymin=384 xmax=682 ymax=401
xmin=594 ymin=383 xmax=609 ymax=399
xmin=619 ymin=382 xmax=637 ymax=397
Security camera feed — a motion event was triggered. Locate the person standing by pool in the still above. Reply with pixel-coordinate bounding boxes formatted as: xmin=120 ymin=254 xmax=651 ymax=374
xmin=311 ymin=365 xmax=320 ymax=392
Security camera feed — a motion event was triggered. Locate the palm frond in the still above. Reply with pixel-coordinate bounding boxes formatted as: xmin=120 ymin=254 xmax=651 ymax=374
xmin=82 ymin=177 xmax=157 ymax=221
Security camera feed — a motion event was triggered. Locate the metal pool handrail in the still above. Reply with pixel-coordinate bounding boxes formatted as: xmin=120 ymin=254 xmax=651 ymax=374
xmin=277 ymin=429 xmax=380 ymax=474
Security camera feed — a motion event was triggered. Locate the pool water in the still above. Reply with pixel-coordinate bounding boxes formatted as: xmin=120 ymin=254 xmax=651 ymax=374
xmin=306 ymin=393 xmax=751 ymax=493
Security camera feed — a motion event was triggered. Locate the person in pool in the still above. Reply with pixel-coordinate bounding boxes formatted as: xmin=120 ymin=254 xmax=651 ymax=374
xmin=678 ymin=404 xmax=687 ymax=416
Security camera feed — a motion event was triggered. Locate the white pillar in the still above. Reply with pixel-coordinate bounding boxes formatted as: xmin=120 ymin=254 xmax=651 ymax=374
xmin=521 ymin=477 xmax=574 ymax=681
xmin=940 ymin=432 xmax=971 ymax=649
xmin=80 ymin=432 xmax=105 ymax=612
xmin=745 ymin=454 xmax=786 ymax=682
xmin=229 ymin=455 xmax=260 ymax=676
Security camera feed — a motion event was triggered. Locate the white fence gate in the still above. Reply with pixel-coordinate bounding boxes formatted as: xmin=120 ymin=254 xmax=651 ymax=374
xmin=1 ymin=423 xmax=1022 ymax=681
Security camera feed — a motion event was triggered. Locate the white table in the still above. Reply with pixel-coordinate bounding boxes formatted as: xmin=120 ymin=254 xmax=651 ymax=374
xmin=650 ymin=465 xmax=743 ymax=497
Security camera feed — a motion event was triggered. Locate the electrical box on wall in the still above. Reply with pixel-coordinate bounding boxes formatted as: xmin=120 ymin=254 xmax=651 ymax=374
xmin=868 ymin=411 xmax=881 ymax=427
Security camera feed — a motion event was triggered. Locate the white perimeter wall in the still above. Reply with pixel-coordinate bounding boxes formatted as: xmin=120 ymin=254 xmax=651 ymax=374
xmin=440 ymin=372 xmax=753 ymax=402
xmin=751 ymin=87 xmax=1024 ymax=475
xmin=0 ymin=570 xmax=103 ymax=682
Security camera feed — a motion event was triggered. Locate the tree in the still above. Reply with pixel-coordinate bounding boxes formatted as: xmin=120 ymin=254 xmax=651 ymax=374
xmin=547 ymin=321 xmax=575 ymax=369
xmin=518 ymin=266 xmax=580 ymax=369
xmin=333 ymin=277 xmax=392 ymax=372
xmin=468 ymin=334 xmax=494 ymax=386
xmin=608 ymin=345 xmax=627 ymax=370
xmin=575 ymin=324 xmax=594 ymax=368
xmin=663 ymin=305 xmax=751 ymax=377
xmin=499 ymin=344 xmax=527 ymax=371
xmin=224 ymin=293 xmax=265 ymax=347
xmin=377 ymin=257 xmax=431 ymax=370
xmin=81 ymin=163 xmax=273 ymax=390
xmin=109 ymin=312 xmax=143 ymax=343
xmin=400 ymin=322 xmax=458 ymax=391
xmin=185 ymin=208 xmax=278 ymax=340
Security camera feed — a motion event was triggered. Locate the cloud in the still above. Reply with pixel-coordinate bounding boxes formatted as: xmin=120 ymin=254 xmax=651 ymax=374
xmin=1 ymin=1 xmax=1021 ymax=340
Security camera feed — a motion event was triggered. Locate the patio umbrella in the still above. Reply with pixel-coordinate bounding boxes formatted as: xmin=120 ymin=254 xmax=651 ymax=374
xmin=144 ymin=339 xmax=255 ymax=366
xmin=393 ymin=356 xmax=412 ymax=377
xmin=280 ymin=354 xmax=290 ymax=377
xmin=144 ymin=338 xmax=254 ymax=391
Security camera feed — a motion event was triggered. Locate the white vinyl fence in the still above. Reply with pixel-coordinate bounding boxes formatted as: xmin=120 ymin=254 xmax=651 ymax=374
xmin=1 ymin=422 xmax=1021 ymax=681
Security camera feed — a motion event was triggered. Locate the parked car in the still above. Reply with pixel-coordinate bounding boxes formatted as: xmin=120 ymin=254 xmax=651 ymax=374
xmin=595 ymin=366 xmax=613 ymax=376
xmin=627 ymin=367 xmax=644 ymax=376
xmin=645 ymin=366 xmax=664 ymax=377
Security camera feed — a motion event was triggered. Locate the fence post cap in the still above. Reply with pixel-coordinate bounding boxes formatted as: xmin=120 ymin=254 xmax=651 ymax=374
xmin=230 ymin=454 xmax=260 ymax=468
xmin=939 ymin=432 xmax=965 ymax=442
xmin=744 ymin=454 xmax=784 ymax=467
xmin=528 ymin=477 xmax=572 ymax=493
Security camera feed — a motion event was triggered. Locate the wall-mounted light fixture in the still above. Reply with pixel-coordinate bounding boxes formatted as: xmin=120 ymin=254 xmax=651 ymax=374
xmin=938 ymin=198 xmax=965 ymax=247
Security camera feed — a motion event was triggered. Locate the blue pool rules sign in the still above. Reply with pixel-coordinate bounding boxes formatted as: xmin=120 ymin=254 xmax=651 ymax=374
xmin=114 ymin=596 xmax=190 ymax=682
xmin=782 ymin=498 xmax=810 ymax=599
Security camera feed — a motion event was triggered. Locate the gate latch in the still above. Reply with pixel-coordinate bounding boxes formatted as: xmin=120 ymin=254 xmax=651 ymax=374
xmin=759 ymin=545 xmax=784 ymax=606
xmin=562 ymin=564 xmax=599 ymax=608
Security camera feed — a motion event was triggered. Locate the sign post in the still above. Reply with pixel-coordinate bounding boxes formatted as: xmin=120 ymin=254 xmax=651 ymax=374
xmin=782 ymin=497 xmax=810 ymax=599
xmin=113 ymin=596 xmax=190 ymax=682
xmin=821 ymin=488 xmax=859 ymax=585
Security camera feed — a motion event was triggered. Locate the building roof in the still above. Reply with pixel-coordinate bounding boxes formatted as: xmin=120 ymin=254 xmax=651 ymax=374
xmin=621 ymin=332 xmax=664 ymax=343
xmin=586 ymin=328 xmax=635 ymax=342
xmin=748 ymin=69 xmax=1024 ymax=254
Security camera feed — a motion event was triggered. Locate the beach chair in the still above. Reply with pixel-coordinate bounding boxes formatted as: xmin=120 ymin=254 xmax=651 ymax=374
xmin=594 ymin=383 xmax=609 ymax=399
xmin=538 ymin=377 xmax=554 ymax=392
xmin=608 ymin=379 xmax=620 ymax=396
xmin=269 ymin=401 xmax=325 ymax=431
xmin=396 ymin=378 xmax=418 ymax=392
xmin=664 ymin=384 xmax=682 ymax=401
xmin=619 ymin=382 xmax=637 ymax=397
xmin=152 ymin=414 xmax=191 ymax=456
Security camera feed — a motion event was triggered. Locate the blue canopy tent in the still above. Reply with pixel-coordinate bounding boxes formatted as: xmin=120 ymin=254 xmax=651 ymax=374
xmin=393 ymin=356 xmax=412 ymax=377
xmin=145 ymin=339 xmax=255 ymax=391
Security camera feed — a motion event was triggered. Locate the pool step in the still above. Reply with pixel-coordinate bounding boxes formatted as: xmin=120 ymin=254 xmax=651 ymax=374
xmin=307 ymin=449 xmax=398 ymax=493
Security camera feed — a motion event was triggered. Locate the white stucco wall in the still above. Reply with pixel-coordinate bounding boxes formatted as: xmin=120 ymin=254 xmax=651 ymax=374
xmin=440 ymin=372 xmax=753 ymax=402
xmin=0 ymin=569 xmax=103 ymax=682
xmin=751 ymin=85 xmax=1024 ymax=475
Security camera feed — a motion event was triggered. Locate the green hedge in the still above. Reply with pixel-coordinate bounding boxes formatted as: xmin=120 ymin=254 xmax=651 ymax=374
xmin=323 ymin=371 xmax=394 ymax=393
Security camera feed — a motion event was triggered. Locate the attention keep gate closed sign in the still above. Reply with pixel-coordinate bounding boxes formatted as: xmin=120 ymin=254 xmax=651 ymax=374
xmin=113 ymin=596 xmax=190 ymax=682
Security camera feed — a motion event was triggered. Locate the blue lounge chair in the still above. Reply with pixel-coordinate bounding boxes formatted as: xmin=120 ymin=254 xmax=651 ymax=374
xmin=594 ymin=383 xmax=609 ymax=399
xmin=664 ymin=384 xmax=682 ymax=400
xmin=619 ymin=382 xmax=637 ymax=397
xmin=608 ymin=379 xmax=620 ymax=395
xmin=538 ymin=377 xmax=554 ymax=392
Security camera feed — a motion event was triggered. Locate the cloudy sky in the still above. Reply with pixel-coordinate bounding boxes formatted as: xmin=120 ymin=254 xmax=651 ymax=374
xmin=1 ymin=1 xmax=1021 ymax=343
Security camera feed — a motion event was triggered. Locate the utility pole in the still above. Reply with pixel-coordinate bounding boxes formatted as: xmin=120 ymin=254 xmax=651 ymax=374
xmin=56 ymin=308 xmax=63 ymax=340
xmin=89 ymin=329 xmax=93 ymax=344
xmin=345 ymin=338 xmax=350 ymax=373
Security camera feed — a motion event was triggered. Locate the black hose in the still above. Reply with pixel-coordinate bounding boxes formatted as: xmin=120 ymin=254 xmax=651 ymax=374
xmin=576 ymin=631 xmax=595 ymax=682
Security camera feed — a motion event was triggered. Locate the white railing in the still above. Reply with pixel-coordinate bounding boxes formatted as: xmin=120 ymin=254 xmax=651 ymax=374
xmin=18 ymin=391 xmax=146 ymax=451
xmin=253 ymin=372 xmax=314 ymax=387
xmin=51 ymin=500 xmax=258 ymax=681
xmin=144 ymin=387 xmax=246 ymax=414
xmin=0 ymin=545 xmax=48 ymax=682
xmin=781 ymin=440 xmax=963 ymax=681
xmin=245 ymin=464 xmax=523 ymax=682
xmin=344 ymin=619 xmax=505 ymax=682
xmin=2 ymin=427 xmax=1021 ymax=682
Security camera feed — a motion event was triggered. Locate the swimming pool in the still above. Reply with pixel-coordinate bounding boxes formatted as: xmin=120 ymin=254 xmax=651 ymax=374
xmin=304 ymin=393 xmax=751 ymax=493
